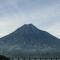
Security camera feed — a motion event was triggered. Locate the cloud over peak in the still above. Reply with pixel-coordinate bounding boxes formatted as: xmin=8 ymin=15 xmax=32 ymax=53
xmin=0 ymin=0 xmax=60 ymax=38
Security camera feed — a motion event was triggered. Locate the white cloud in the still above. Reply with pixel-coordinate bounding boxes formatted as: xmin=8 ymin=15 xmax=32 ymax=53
xmin=0 ymin=0 xmax=60 ymax=38
xmin=46 ymin=23 xmax=60 ymax=38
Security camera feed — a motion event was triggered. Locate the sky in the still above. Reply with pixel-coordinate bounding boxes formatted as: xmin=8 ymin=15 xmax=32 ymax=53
xmin=0 ymin=0 xmax=60 ymax=38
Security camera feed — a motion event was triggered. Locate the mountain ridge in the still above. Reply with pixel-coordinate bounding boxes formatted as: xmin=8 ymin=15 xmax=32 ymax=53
xmin=0 ymin=24 xmax=60 ymax=57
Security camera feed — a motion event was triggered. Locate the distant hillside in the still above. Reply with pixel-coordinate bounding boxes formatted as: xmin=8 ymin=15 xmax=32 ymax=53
xmin=0 ymin=24 xmax=60 ymax=57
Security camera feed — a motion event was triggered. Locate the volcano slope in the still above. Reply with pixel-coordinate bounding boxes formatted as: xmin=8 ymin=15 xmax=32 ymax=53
xmin=0 ymin=24 xmax=60 ymax=57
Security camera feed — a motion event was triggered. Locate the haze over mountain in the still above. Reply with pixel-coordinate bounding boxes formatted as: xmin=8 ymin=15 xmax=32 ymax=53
xmin=0 ymin=24 xmax=60 ymax=57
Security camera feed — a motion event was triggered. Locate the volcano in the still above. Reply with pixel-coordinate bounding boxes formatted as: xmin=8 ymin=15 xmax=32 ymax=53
xmin=0 ymin=24 xmax=60 ymax=57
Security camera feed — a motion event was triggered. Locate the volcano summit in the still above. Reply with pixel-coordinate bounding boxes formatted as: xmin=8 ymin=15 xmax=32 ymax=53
xmin=0 ymin=24 xmax=60 ymax=57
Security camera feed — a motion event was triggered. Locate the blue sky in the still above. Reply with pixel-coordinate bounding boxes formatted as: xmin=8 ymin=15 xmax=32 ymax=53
xmin=0 ymin=0 xmax=60 ymax=38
